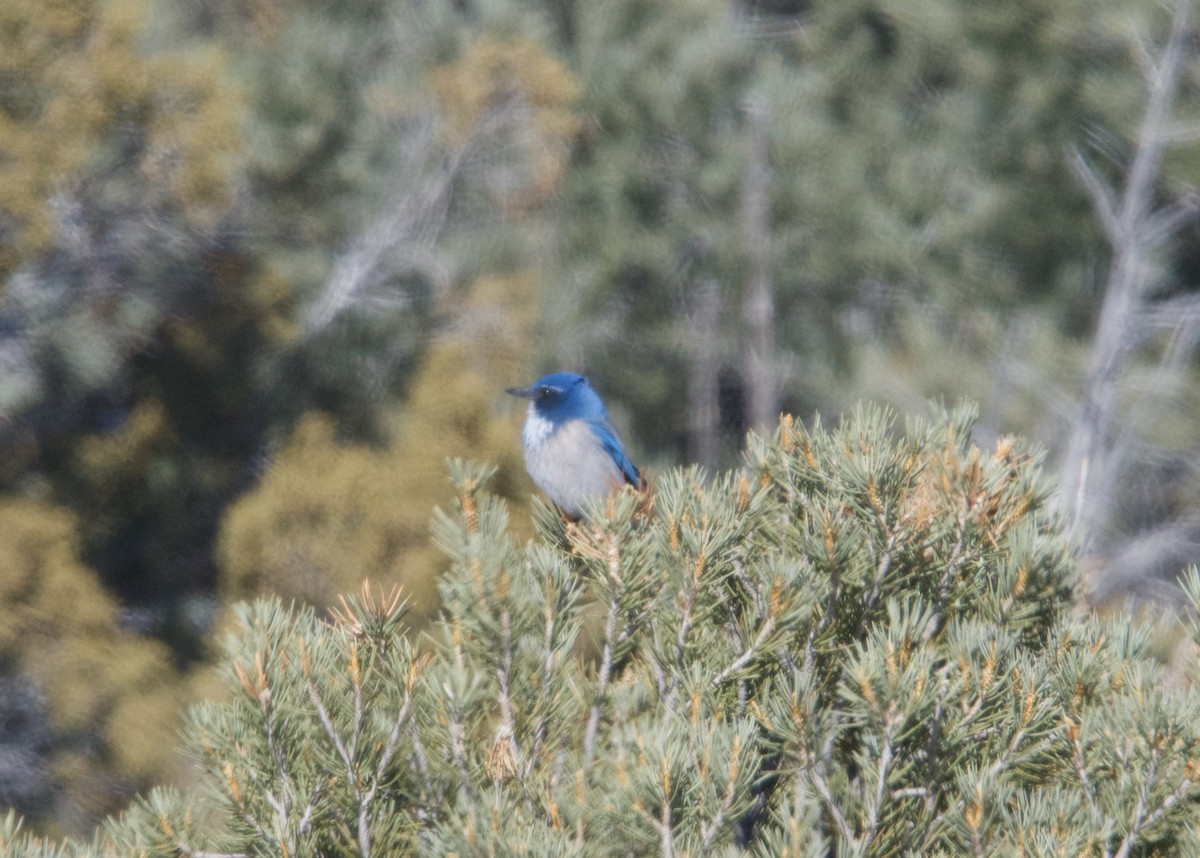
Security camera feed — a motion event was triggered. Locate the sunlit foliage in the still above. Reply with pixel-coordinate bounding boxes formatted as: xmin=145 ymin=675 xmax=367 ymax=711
xmin=431 ymin=35 xmax=581 ymax=207
xmin=218 ymin=272 xmax=537 ymax=623
xmin=0 ymin=0 xmax=238 ymax=280
xmin=2 ymin=0 xmax=1200 ymax=840
xmin=0 ymin=501 xmax=182 ymax=837
xmin=12 ymin=407 xmax=1200 ymax=855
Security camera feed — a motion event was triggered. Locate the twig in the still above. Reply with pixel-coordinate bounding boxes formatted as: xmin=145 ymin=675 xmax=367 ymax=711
xmin=805 ymin=764 xmax=856 ymax=843
xmin=660 ymin=787 xmax=675 ymax=858
xmin=861 ymin=723 xmax=895 ymax=850
xmin=583 ymin=590 xmax=621 ymax=767
xmin=699 ymin=738 xmax=744 ymax=852
xmin=1068 ymin=148 xmax=1121 ymax=241
xmin=530 ymin=576 xmax=561 ymax=764
xmin=711 ymin=615 xmax=777 ymax=689
xmin=861 ymin=532 xmax=897 ymax=620
xmin=495 ymin=604 xmax=524 ymax=773
xmin=662 ymin=570 xmax=700 ymax=712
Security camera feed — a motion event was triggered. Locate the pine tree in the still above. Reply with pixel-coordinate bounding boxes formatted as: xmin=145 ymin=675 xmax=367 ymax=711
xmin=12 ymin=405 xmax=1200 ymax=855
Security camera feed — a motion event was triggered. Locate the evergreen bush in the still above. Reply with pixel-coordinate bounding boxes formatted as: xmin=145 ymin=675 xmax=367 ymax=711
xmin=0 ymin=502 xmax=183 ymax=839
xmin=10 ymin=404 xmax=1200 ymax=856
xmin=216 ymin=272 xmax=535 ymax=627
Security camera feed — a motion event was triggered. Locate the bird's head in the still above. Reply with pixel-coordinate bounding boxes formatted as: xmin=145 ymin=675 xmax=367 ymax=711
xmin=506 ymin=372 xmax=607 ymax=425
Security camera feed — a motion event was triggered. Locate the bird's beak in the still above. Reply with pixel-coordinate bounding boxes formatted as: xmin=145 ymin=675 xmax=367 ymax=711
xmin=506 ymin=386 xmax=537 ymax=400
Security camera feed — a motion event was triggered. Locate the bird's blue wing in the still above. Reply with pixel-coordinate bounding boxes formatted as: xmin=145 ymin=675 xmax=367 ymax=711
xmin=586 ymin=419 xmax=641 ymax=487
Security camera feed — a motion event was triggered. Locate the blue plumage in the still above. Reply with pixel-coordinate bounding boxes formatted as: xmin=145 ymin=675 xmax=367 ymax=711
xmin=506 ymin=372 xmax=641 ymax=518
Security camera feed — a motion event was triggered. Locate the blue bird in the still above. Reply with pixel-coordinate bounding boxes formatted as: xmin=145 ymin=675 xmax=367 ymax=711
xmin=506 ymin=372 xmax=641 ymax=519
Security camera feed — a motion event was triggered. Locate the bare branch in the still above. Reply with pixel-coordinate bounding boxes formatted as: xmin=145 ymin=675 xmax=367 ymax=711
xmin=301 ymin=90 xmax=538 ymax=338
xmin=1162 ymin=121 xmax=1200 ymax=145
xmin=1068 ymin=147 xmax=1121 ymax=241
xmin=1138 ymin=293 xmax=1200 ymax=333
xmin=1143 ymin=193 xmax=1200 ymax=245
xmin=302 ymin=116 xmax=461 ymax=338
xmin=1058 ymin=0 xmax=1194 ymax=545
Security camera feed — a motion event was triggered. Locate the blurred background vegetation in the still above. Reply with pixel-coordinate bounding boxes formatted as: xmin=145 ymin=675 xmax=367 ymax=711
xmin=1 ymin=0 xmax=1199 ymax=839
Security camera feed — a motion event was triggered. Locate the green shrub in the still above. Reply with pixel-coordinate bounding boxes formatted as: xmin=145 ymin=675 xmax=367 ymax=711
xmin=216 ymin=273 xmax=535 ymax=627
xmin=0 ymin=501 xmax=183 ymax=839
xmin=16 ymin=405 xmax=1200 ymax=856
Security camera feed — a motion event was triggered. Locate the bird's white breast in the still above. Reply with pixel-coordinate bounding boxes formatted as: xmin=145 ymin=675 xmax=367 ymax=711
xmin=522 ymin=416 xmax=624 ymax=518
xmin=522 ymin=405 xmax=555 ymax=449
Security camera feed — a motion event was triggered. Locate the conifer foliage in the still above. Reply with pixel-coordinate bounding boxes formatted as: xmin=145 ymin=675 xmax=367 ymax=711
xmin=11 ymin=406 xmax=1200 ymax=856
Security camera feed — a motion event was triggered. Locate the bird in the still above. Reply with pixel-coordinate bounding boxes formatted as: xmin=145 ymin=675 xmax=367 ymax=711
xmin=506 ymin=371 xmax=641 ymax=519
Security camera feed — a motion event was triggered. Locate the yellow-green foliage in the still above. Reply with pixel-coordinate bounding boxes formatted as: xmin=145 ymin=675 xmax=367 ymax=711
xmin=218 ymin=273 xmax=536 ymax=625
xmin=0 ymin=0 xmax=240 ymax=277
xmin=0 ymin=500 xmax=182 ymax=836
xmin=217 ymin=413 xmax=414 ymax=608
xmin=430 ymin=36 xmax=580 ymax=207
xmin=69 ymin=400 xmax=181 ymax=548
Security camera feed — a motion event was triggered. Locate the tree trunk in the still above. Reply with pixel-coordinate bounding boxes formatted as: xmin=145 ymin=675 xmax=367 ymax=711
xmin=741 ymin=99 xmax=777 ymax=434
xmin=688 ymin=277 xmax=721 ymax=468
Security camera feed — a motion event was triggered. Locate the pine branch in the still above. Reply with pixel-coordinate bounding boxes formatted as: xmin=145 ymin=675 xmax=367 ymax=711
xmin=1115 ymin=775 xmax=1195 ymax=858
xmin=804 ymin=760 xmax=855 ymax=844
xmin=861 ymin=717 xmax=897 ymax=852
xmin=1112 ymin=743 xmax=1162 ymax=858
xmin=698 ymin=737 xmax=743 ymax=853
xmin=1069 ymin=719 xmax=1103 ymax=825
xmin=494 ymin=603 xmax=524 ymax=776
xmin=528 ymin=577 xmax=561 ymax=766
xmin=661 ymin=562 xmax=701 ymax=712
xmin=861 ymin=531 xmax=898 ymax=620
xmin=445 ymin=688 xmax=474 ymax=800
xmin=58 ymin=409 xmax=1200 ymax=856
xmin=659 ymin=781 xmax=675 ymax=858
xmin=926 ymin=512 xmax=968 ymax=641
xmin=710 ymin=613 xmax=777 ymax=690
xmin=583 ymin=589 xmax=621 ymax=768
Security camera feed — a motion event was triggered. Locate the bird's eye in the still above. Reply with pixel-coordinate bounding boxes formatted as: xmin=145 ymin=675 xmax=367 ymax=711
xmin=538 ymin=387 xmax=554 ymax=399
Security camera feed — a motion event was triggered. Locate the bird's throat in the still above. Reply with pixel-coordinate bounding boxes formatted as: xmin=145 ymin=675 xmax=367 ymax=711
xmin=522 ymin=406 xmax=556 ymax=450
